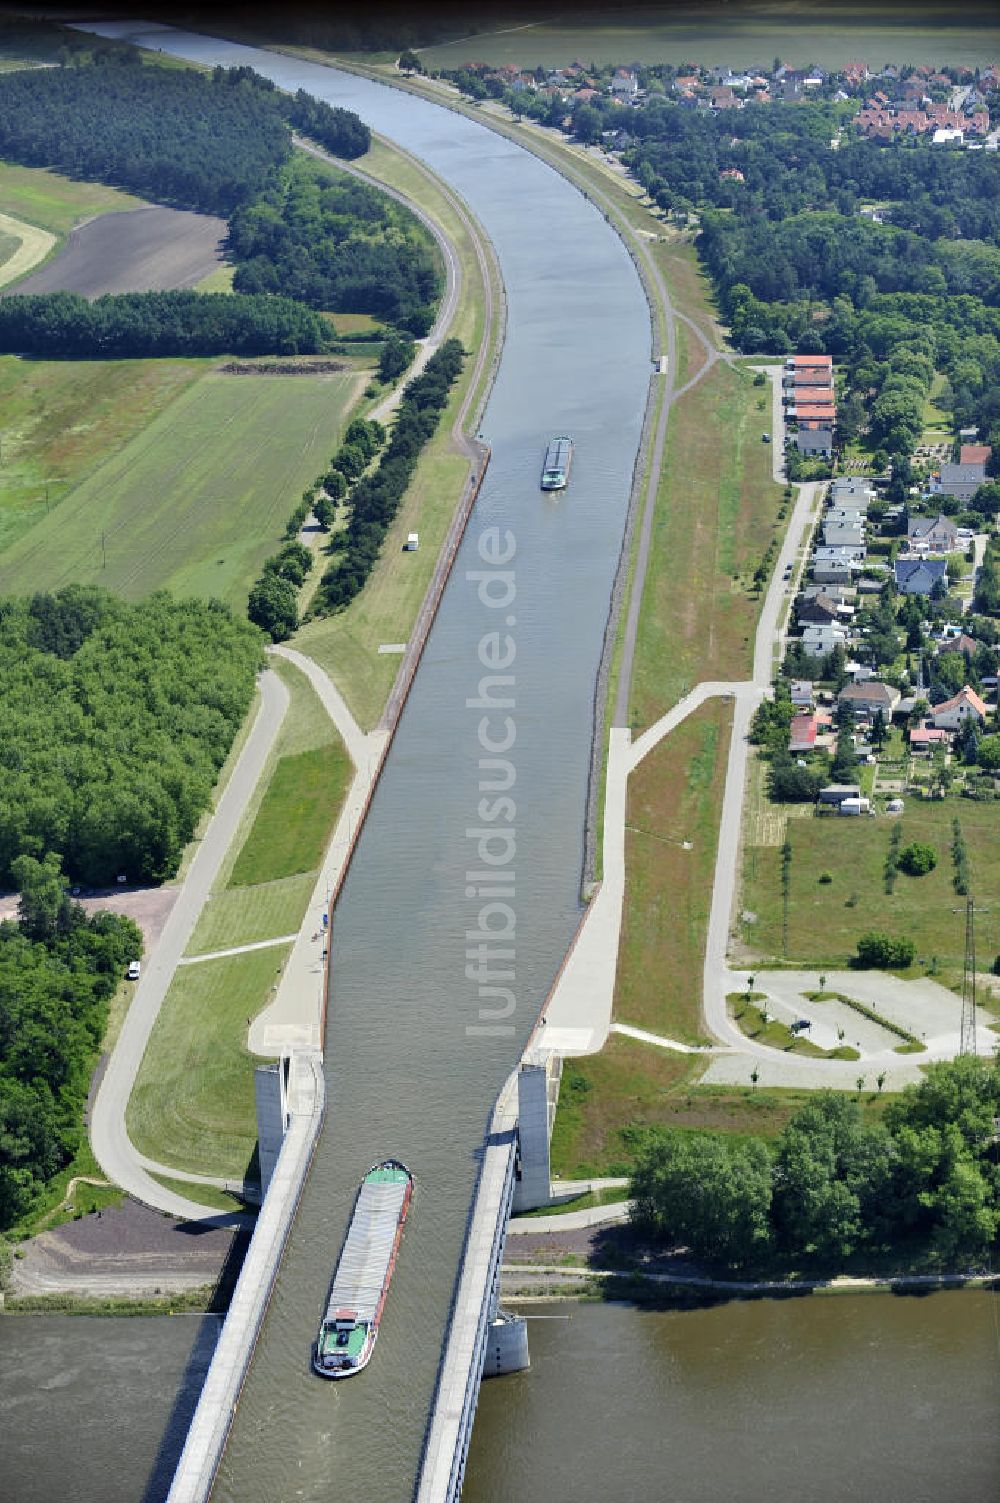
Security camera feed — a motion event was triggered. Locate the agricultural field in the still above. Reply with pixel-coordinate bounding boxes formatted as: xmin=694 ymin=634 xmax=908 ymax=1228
xmin=740 ymin=798 xmax=1000 ymax=982
xmin=0 ymin=159 xmax=143 ymax=238
xmin=0 ymin=354 xmax=211 ymax=556
xmin=10 ymin=204 xmax=226 ymax=298
xmin=0 ymin=369 xmax=363 ymax=608
xmin=614 ymin=698 xmax=732 ymax=1044
xmin=418 ymin=4 xmax=1000 ymax=70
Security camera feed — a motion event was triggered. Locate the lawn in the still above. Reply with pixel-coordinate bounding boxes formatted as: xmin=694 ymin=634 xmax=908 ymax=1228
xmin=0 ymin=159 xmax=143 ymax=237
xmin=627 ymin=359 xmax=785 ymax=730
xmin=0 ymin=370 xmax=362 ymax=607
xmin=186 ymin=872 xmax=317 ymax=955
xmin=417 ymin=5 xmax=1000 ymax=69
xmin=127 ymin=946 xmax=290 ymax=1178
xmin=229 ymin=742 xmax=353 ymax=886
xmin=740 ymin=798 xmax=1000 ymax=979
xmin=614 ymin=698 xmax=732 ymax=1044
xmin=0 ymin=355 xmax=211 ymax=556
xmin=293 ymin=133 xmax=499 ymax=729
xmin=549 ymin=1033 xmax=892 ymax=1178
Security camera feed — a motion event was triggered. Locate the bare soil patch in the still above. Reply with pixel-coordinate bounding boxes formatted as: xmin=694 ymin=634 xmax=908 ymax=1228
xmin=10 ymin=1198 xmax=238 ymax=1299
xmin=6 ymin=205 xmax=226 ymax=298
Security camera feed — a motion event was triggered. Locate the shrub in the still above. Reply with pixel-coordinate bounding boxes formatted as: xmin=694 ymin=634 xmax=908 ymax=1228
xmin=898 ymin=842 xmax=937 ymax=877
xmin=818 ymin=870 xmax=832 ymax=884
xmin=856 ymin=932 xmax=916 ymax=969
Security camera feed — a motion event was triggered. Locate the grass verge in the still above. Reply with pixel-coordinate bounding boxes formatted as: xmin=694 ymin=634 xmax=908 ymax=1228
xmin=148 ymin=1173 xmax=251 ymax=1214
xmin=127 ymin=946 xmax=291 ymax=1179
xmin=229 ymin=741 xmax=352 ymax=886
xmin=614 ymin=699 xmax=732 ymax=1044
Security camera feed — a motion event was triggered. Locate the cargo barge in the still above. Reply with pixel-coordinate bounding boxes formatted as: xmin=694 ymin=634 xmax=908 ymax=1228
xmin=540 ymin=435 xmax=573 ymax=490
xmin=313 ymin=1160 xmax=413 ymax=1379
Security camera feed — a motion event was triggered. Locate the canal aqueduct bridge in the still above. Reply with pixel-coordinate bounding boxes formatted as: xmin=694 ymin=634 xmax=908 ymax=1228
xmin=167 ymin=1047 xmax=562 ymax=1503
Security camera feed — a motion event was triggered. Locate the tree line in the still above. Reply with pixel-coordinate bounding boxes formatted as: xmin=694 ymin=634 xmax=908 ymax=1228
xmin=0 ymin=587 xmax=264 ymax=887
xmin=631 ymin=1057 xmax=1000 ymax=1270
xmin=313 ymin=339 xmax=465 ymax=615
xmin=0 ymin=289 xmax=331 ymax=359
xmin=0 ymin=854 xmax=142 ymax=1229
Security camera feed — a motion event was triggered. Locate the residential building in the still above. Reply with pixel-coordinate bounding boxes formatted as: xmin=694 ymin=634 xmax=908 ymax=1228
xmin=959 ymin=442 xmax=991 ymax=467
xmin=894 ymin=556 xmax=948 ymax=595
xmin=823 ymin=523 xmax=866 ymax=549
xmin=610 ymin=68 xmax=639 ymax=101
xmin=790 ymin=680 xmax=814 ymax=709
xmin=788 ymin=713 xmax=818 ymax=753
xmin=802 ymin=622 xmax=849 ymax=657
xmin=798 ymin=591 xmax=843 ymax=625
xmin=932 ymin=461 xmax=986 ymax=503
xmin=795 ymin=428 xmax=833 ymax=457
xmin=909 ymin=724 xmax=951 ymax=752
xmin=837 ymin=680 xmax=901 ymax=719
xmin=930 ymin=685 xmax=988 ymax=730
xmin=906 ymin=513 xmax=959 ymax=552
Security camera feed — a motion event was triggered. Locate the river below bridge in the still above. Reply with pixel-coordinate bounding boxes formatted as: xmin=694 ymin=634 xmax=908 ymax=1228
xmin=2 ymin=1290 xmax=997 ymax=1501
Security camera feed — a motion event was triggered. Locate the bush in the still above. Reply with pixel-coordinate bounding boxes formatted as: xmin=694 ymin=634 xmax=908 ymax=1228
xmin=818 ymin=870 xmax=832 ymax=884
xmin=856 ymin=932 xmax=916 ymax=969
xmin=898 ymin=842 xmax=937 ymax=877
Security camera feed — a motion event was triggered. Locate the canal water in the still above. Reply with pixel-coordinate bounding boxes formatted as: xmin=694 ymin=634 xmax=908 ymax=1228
xmin=86 ymin=21 xmax=653 ymax=1502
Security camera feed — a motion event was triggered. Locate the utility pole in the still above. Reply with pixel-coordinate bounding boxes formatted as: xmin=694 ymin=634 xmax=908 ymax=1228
xmin=957 ymin=897 xmax=989 ymax=1057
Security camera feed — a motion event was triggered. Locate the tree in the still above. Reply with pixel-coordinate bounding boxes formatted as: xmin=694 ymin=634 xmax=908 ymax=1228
xmin=398 ymin=48 xmax=423 ymax=74
xmin=772 ymin=1094 xmax=895 ymax=1260
xmin=312 ymin=493 xmax=334 ymax=530
xmin=630 ymin=1129 xmax=773 ymax=1267
xmin=11 ymin=852 xmax=76 ymax=943
xmin=379 ymin=335 xmax=415 ymax=383
xmin=247 ymin=572 xmax=298 ymax=642
xmin=768 ymin=752 xmax=822 ymax=803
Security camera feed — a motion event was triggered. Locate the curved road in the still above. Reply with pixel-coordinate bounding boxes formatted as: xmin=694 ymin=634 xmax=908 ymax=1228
xmin=90 ymin=669 xmax=289 ymax=1223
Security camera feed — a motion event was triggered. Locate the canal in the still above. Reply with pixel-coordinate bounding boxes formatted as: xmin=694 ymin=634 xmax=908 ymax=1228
xmin=84 ymin=21 xmax=652 ymax=1502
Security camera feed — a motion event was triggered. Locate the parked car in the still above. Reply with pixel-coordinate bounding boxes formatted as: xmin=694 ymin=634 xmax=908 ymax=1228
xmin=126 ymin=960 xmax=141 ymax=981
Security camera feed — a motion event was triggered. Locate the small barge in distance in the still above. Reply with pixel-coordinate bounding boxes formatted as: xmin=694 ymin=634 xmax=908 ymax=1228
xmin=540 ymin=435 xmax=573 ymax=490
xmin=313 ymin=1160 xmax=413 ymax=1379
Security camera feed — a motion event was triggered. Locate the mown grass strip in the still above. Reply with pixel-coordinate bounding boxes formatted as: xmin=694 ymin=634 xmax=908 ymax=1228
xmin=228 ymin=741 xmax=352 ymax=887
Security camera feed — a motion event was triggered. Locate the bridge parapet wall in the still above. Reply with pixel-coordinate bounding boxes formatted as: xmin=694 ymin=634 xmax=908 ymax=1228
xmin=415 ymin=1073 xmax=520 ymax=1503
xmin=166 ymin=1049 xmax=325 ymax=1503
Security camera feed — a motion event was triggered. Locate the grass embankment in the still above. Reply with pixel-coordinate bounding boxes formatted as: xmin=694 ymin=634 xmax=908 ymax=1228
xmin=149 ymin=1172 xmax=247 ymax=1214
xmin=127 ymin=945 xmax=290 ymax=1179
xmin=294 ymin=133 xmax=499 ymax=729
xmin=0 ymin=355 xmax=210 ymax=556
xmin=627 ymin=360 xmax=783 ymax=729
xmin=127 ymin=661 xmax=352 ymax=1180
xmin=614 ymin=699 xmax=732 ymax=1044
xmin=0 ymin=369 xmax=361 ymax=607
xmin=740 ymin=801 xmax=1000 ymax=983
xmin=3 ymin=1138 xmax=123 ymax=1244
xmin=188 ymin=655 xmax=352 ymax=956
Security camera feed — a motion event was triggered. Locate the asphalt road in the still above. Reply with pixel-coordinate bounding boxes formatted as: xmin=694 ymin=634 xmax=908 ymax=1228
xmin=89 ymin=669 xmax=289 ymax=1223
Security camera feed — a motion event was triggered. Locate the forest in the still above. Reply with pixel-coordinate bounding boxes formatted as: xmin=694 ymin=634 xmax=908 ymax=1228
xmin=0 ymin=588 xmax=264 ymax=887
xmin=0 ymin=854 xmax=142 ymax=1229
xmin=229 ymin=155 xmax=441 ymax=336
xmin=0 ymin=289 xmax=330 ymax=358
xmin=631 ymin=1056 xmax=1000 ymax=1270
xmin=0 ymin=55 xmax=366 ymax=213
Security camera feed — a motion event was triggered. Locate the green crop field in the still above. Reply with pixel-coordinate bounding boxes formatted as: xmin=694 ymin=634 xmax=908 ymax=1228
xmin=127 ymin=945 xmax=291 ymax=1178
xmin=419 ymin=4 xmax=1000 ymax=69
xmin=0 ymin=370 xmax=362 ymax=607
xmin=0 ymin=355 xmax=211 ymax=556
xmin=0 ymin=159 xmax=143 ymax=237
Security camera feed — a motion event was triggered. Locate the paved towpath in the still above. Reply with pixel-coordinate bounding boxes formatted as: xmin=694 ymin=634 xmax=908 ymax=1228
xmin=89 ymin=670 xmax=289 ymax=1223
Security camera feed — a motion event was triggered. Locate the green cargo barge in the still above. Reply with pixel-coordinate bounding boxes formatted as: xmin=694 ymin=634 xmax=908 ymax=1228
xmin=313 ymin=1160 xmax=413 ymax=1379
